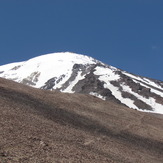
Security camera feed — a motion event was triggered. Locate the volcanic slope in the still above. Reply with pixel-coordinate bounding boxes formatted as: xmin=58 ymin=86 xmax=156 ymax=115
xmin=0 ymin=52 xmax=163 ymax=114
xmin=0 ymin=78 xmax=163 ymax=163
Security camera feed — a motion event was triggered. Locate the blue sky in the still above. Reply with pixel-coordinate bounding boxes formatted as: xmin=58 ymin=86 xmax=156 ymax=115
xmin=0 ymin=0 xmax=163 ymax=81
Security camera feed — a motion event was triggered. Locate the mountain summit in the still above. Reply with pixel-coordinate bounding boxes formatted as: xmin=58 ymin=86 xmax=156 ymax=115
xmin=0 ymin=52 xmax=163 ymax=114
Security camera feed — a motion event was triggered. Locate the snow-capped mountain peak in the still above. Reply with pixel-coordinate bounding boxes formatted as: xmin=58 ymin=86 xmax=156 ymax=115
xmin=0 ymin=52 xmax=163 ymax=114
xmin=0 ymin=52 xmax=100 ymax=88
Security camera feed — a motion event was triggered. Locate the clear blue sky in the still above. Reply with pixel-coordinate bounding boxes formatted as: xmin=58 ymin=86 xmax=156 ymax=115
xmin=0 ymin=0 xmax=163 ymax=81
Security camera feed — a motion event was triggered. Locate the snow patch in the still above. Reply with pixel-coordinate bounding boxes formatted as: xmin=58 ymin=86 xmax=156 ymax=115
xmin=94 ymin=67 xmax=120 ymax=81
xmin=90 ymin=92 xmax=106 ymax=100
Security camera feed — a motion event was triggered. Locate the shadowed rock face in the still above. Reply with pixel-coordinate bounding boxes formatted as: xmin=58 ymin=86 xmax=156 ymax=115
xmin=72 ymin=65 xmax=122 ymax=104
xmin=41 ymin=74 xmax=65 ymax=90
xmin=63 ymin=63 xmax=163 ymax=112
xmin=0 ymin=77 xmax=163 ymax=163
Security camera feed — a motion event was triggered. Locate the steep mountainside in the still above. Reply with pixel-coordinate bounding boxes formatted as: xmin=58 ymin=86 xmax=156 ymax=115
xmin=0 ymin=52 xmax=163 ymax=114
xmin=0 ymin=78 xmax=163 ymax=162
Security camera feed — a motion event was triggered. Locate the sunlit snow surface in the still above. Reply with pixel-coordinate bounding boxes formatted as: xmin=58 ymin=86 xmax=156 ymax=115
xmin=0 ymin=52 xmax=163 ymax=114
xmin=0 ymin=52 xmax=96 ymax=88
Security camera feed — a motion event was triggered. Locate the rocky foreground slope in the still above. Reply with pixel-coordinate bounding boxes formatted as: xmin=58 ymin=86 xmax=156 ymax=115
xmin=0 ymin=52 xmax=163 ymax=114
xmin=0 ymin=78 xmax=163 ymax=163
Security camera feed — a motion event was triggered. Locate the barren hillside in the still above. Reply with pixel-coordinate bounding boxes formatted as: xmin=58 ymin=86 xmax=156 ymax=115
xmin=0 ymin=78 xmax=163 ymax=163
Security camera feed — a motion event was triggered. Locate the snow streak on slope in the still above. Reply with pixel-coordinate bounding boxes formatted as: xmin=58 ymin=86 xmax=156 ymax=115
xmin=132 ymin=79 xmax=163 ymax=98
xmin=62 ymin=71 xmax=85 ymax=93
xmin=121 ymin=83 xmax=163 ymax=114
xmin=94 ymin=67 xmax=138 ymax=109
xmin=123 ymin=72 xmax=163 ymax=91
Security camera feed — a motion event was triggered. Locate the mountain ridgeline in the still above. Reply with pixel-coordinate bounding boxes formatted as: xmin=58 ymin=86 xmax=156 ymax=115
xmin=0 ymin=52 xmax=163 ymax=114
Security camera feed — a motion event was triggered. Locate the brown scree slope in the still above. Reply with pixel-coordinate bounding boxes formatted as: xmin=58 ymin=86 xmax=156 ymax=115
xmin=0 ymin=77 xmax=163 ymax=163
